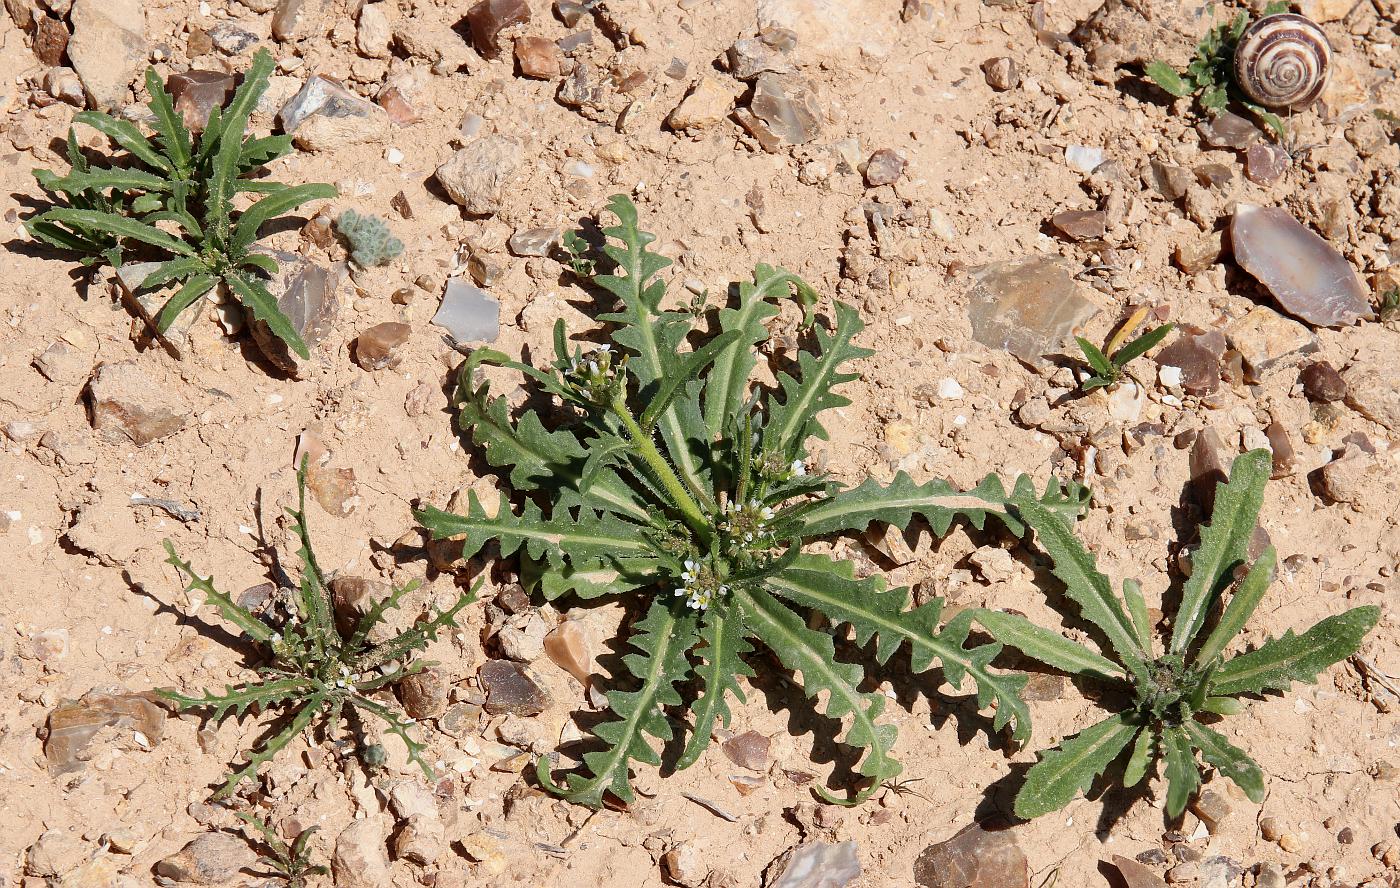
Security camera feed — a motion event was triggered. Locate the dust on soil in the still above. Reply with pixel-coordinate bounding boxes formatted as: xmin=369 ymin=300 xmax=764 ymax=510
xmin=1 ymin=0 xmax=1398 ymax=885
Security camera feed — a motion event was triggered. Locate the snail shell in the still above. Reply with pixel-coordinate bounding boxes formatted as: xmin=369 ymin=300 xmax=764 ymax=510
xmin=1233 ymin=13 xmax=1331 ymax=110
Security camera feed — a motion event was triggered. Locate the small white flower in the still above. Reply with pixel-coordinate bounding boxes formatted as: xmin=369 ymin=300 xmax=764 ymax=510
xmin=791 ymin=459 xmax=806 ymax=476
xmin=270 ymin=632 xmax=282 ymax=642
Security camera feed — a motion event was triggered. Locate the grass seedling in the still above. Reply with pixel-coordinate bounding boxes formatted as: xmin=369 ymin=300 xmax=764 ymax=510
xmin=26 ymin=49 xmax=336 ymax=359
xmin=1144 ymin=4 xmax=1289 ymax=139
xmin=973 ymin=450 xmax=1379 ymax=818
xmin=159 ymin=459 xmax=477 ymax=799
xmin=418 ymin=194 xmax=1091 ymax=807
xmin=1076 ymin=308 xmax=1173 ymax=391
xmin=236 ymin=813 xmax=327 ymax=888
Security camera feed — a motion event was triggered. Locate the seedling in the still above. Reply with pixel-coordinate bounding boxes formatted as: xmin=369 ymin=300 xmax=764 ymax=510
xmin=159 ymin=460 xmax=477 ymax=799
xmin=26 ymin=49 xmax=336 ymax=359
xmin=1075 ymin=309 xmax=1173 ymax=391
xmin=1378 ymin=285 xmax=1399 ymax=324
xmin=973 ymin=450 xmax=1379 ymax=818
xmin=418 ymin=194 xmax=1091 ymax=807
xmin=335 ymin=209 xmax=403 ymax=268
xmin=1144 ymin=5 xmax=1288 ymax=139
xmin=236 ymin=813 xmax=327 ymax=888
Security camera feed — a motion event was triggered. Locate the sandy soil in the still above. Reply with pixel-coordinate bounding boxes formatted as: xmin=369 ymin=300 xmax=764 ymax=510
xmin=1 ymin=0 xmax=1398 ymax=885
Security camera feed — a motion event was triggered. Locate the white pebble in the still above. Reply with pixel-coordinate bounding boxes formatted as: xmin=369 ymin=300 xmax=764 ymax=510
xmin=937 ymin=377 xmax=964 ymax=400
xmin=1158 ymin=365 xmax=1183 ymax=388
xmin=1064 ymin=145 xmax=1105 ymax=174
xmin=385 ymin=147 xmax=404 ymax=164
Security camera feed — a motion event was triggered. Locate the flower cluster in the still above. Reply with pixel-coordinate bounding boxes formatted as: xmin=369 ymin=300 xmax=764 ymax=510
xmin=759 ymin=452 xmax=806 ymax=481
xmin=565 ymin=345 xmax=622 ymax=403
xmin=674 ymin=558 xmax=729 ymax=611
xmin=719 ymin=498 xmax=775 ymax=546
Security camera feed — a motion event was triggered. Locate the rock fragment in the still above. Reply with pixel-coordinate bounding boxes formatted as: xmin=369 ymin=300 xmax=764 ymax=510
xmin=333 ymin=818 xmax=390 ymax=888
xmin=1111 ymin=855 xmax=1167 ymax=888
xmin=543 ymin=619 xmax=591 ymax=685
xmin=245 ymin=252 xmax=339 ymax=376
xmin=1231 ymin=203 xmax=1370 ymax=327
xmin=1196 ymin=111 xmax=1260 ymax=148
xmin=1154 ymin=326 xmax=1224 ymax=395
xmin=863 ymin=149 xmax=905 ymax=187
xmin=727 ymin=36 xmax=792 ymax=80
xmin=432 ymin=278 xmax=500 ymax=344
xmin=722 ymin=730 xmax=770 ymax=771
xmin=66 ymin=0 xmax=146 ymax=110
xmin=1300 ymin=361 xmax=1345 ymax=403
xmin=748 ymin=72 xmax=822 ymax=145
xmin=434 ymin=135 xmax=522 ymax=215
xmin=34 ymin=338 xmax=94 ymax=384
xmin=272 ymin=0 xmax=319 ymax=41
xmin=33 ymin=15 xmax=69 ymax=67
xmin=1343 ymin=353 xmax=1400 ymax=432
xmin=167 ymin=70 xmax=236 ymax=131
xmin=393 ymin=814 xmax=443 ymax=865
xmin=507 ymin=226 xmax=560 ymax=257
xmin=966 ymin=255 xmax=1100 ymax=366
xmin=353 ymin=321 xmax=412 ymax=371
xmin=278 ymin=76 xmax=389 ymax=151
xmin=1052 ymin=210 xmax=1106 ymax=241
xmin=356 ymin=3 xmax=391 ymax=58
xmin=329 ymin=576 xmax=392 ymax=637
xmin=44 ymin=67 xmax=85 ymax=106
xmin=479 ymin=659 xmax=548 ymax=716
xmin=399 ymin=666 xmax=450 ymax=719
xmin=667 ymin=75 xmax=734 ymax=132
xmin=45 ymin=691 xmax=166 ymax=774
xmin=982 ymin=56 xmax=1019 ymax=90
xmin=87 ymin=361 xmax=188 ymax=445
xmin=1245 ymin=143 xmax=1288 ymax=185
xmin=208 ymin=22 xmax=257 ymax=55
xmin=514 ymin=35 xmax=561 ymax=78
xmin=663 ymin=842 xmax=710 ymax=888
xmin=1224 ymin=307 xmax=1317 ymax=380
xmin=155 ymin=832 xmax=257 ymax=884
xmin=465 ymin=0 xmax=530 ymax=59
xmin=912 ymin=823 xmax=1028 ymax=888
xmin=770 ymin=840 xmax=862 ymax=888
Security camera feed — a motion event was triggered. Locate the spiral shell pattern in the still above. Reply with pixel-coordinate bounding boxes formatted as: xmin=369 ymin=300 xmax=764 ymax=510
xmin=1233 ymin=13 xmax=1331 ymax=110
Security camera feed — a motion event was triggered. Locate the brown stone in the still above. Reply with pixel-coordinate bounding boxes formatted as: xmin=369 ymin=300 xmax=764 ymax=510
xmin=1225 ymin=307 xmax=1317 ymax=380
xmin=45 ymin=691 xmax=166 ymax=774
xmin=863 ymin=148 xmax=905 ymax=187
xmin=87 ymin=361 xmax=188 ymax=445
xmin=722 ymin=730 xmax=770 ymax=771
xmin=1265 ymin=421 xmax=1296 ymax=478
xmin=514 ymin=35 xmax=561 ymax=78
xmin=967 ymin=255 xmax=1100 ymax=367
xmin=1245 ymin=143 xmax=1288 ymax=185
xmin=246 ymin=252 xmax=339 ymax=377
xmin=1148 ymin=160 xmax=1191 ymax=200
xmin=1154 ymin=326 xmax=1224 ymax=395
xmin=1196 ymin=111 xmax=1261 ymax=148
xmin=376 ymin=85 xmax=420 ymax=124
xmin=749 ymin=72 xmax=821 ymax=145
xmin=981 ymin=56 xmax=1019 ymax=90
xmin=542 ymin=619 xmax=591 ymax=685
xmin=354 ymin=321 xmax=412 ymax=371
xmin=34 ymin=15 xmax=69 ymax=66
xmin=1051 ymin=209 xmax=1106 ymax=241
xmin=1189 ymin=427 xmax=1228 ymax=513
xmin=912 ymin=822 xmax=1028 ymax=888
xmin=1173 ymin=230 xmax=1224 ymax=274
xmin=479 ymin=659 xmax=549 ymax=716
xmin=156 ymin=833 xmax=257 ymax=885
xmin=399 ymin=666 xmax=450 ymax=719
xmin=1111 ymin=855 xmax=1166 ymax=888
xmin=167 ymin=69 xmax=237 ymax=132
xmin=465 ymin=0 xmax=530 ymax=59
xmin=330 ymin=576 xmax=393 ymax=637
xmin=1300 ymin=361 xmax=1346 ymax=402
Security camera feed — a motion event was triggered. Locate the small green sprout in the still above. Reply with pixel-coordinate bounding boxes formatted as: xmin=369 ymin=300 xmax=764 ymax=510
xmin=1144 ymin=4 xmax=1289 ymax=139
xmin=236 ymin=813 xmax=328 ymax=888
xmin=25 ymin=49 xmax=336 ymax=359
xmin=158 ymin=459 xmax=477 ymax=800
xmin=1378 ymin=285 xmax=1399 ymax=323
xmin=974 ymin=450 xmax=1379 ymax=818
xmin=418 ymin=194 xmax=1092 ymax=808
xmin=1076 ymin=309 xmax=1173 ymax=391
xmin=335 ymin=209 xmax=403 ymax=268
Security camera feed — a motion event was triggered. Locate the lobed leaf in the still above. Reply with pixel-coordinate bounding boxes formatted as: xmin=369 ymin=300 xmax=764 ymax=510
xmin=73 ymin=110 xmax=171 ymax=173
xmin=1184 ymin=720 xmax=1264 ymax=803
xmin=33 ymin=208 xmax=195 ymax=256
xmin=763 ymin=301 xmax=872 ymax=460
xmin=1145 ymin=61 xmax=1192 ymax=97
xmin=226 ymin=270 xmax=310 ymax=359
xmin=538 ymin=598 xmax=701 ymax=807
xmin=416 ymin=496 xmax=653 ymax=569
xmin=972 ymin=609 xmax=1122 ymax=682
xmin=676 ymin=600 xmax=755 ymax=769
xmin=163 ymin=540 xmax=274 ymax=643
xmin=231 ymin=182 xmax=338 ymax=254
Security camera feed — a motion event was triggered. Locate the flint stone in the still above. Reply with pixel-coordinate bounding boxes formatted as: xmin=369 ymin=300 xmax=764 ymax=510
xmin=67 ymin=0 xmax=146 ymax=111
xmin=749 ymin=72 xmax=821 ymax=145
xmin=88 ymin=361 xmax=188 ymax=445
xmin=967 ymin=255 xmax=1100 ymax=367
xmin=432 ymin=278 xmax=500 ymax=344
xmin=329 ymin=576 xmax=393 ymax=638
xmin=168 ymin=70 xmax=236 ymax=132
xmin=727 ymin=37 xmax=792 ymax=80
xmin=770 ymin=840 xmax=861 ymax=888
xmin=1343 ymin=353 xmax=1400 ymax=432
xmin=1174 ymin=231 xmax=1224 ymax=274
xmin=155 ymin=832 xmax=257 ymax=884
xmin=44 ymin=66 xmax=85 ymax=106
xmin=434 ymin=135 xmax=522 ymax=215
xmin=1052 ymin=209 xmax=1106 ymax=240
xmin=246 ymin=252 xmax=340 ymax=376
xmin=45 ymin=691 xmax=166 ymax=774
xmin=1300 ymin=361 xmax=1345 ymax=402
xmin=353 ymin=321 xmax=412 ymax=370
xmin=557 ymin=62 xmax=606 ymax=108
xmin=480 ymin=659 xmax=548 ymax=716
xmin=399 ymin=666 xmax=449 ymax=719
xmin=543 ymin=619 xmax=591 ymax=685
xmin=1111 ymin=855 xmax=1167 ymax=888
xmin=1224 ymin=307 xmax=1317 ymax=380
xmin=1149 ymin=160 xmax=1192 ymax=200
xmin=864 ymin=149 xmax=905 ymax=187
xmin=272 ymin=0 xmax=319 ymax=41
xmin=394 ymin=814 xmax=443 ymax=865
xmin=1245 ymin=143 xmax=1288 ymax=185
xmin=1154 ymin=326 xmax=1224 ymax=395
xmin=1231 ymin=203 xmax=1370 ymax=327
xmin=515 ymin=35 xmax=561 ymax=78
xmin=277 ymin=75 xmax=389 ymax=151
xmin=982 ymin=56 xmax=1019 ymax=91
xmin=34 ymin=15 xmax=69 ymax=66
xmin=465 ymin=0 xmax=530 ymax=59
xmin=1197 ymin=111 xmax=1260 ymax=148
xmin=1190 ymin=427 xmax=1228 ymax=513
xmin=508 ymin=226 xmax=560 ymax=257
xmin=722 ymin=730 xmax=770 ymax=771
xmin=913 ymin=823 xmax=1028 ymax=888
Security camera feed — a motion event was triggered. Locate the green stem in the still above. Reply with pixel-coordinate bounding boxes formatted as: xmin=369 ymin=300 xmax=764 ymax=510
xmin=610 ymin=393 xmax=710 ymax=537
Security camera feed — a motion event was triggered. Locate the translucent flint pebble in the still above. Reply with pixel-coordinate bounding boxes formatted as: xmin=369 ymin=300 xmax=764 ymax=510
xmin=1231 ymin=203 xmax=1370 ymax=327
xmin=967 ymin=255 xmax=1100 ymax=366
xmin=772 ymin=841 xmax=862 ymax=888
xmin=433 ymin=278 xmax=500 ymax=344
